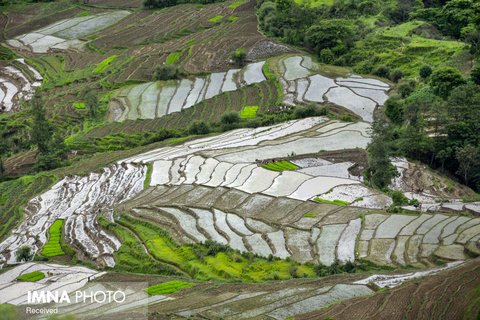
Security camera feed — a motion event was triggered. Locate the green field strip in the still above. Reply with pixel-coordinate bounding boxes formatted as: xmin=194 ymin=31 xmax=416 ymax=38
xmin=261 ymin=161 xmax=299 ymax=171
xmin=207 ymin=95 xmax=219 ymax=122
xmin=227 ymin=0 xmax=246 ymax=9
xmin=240 ymin=105 xmax=258 ymax=118
xmin=145 ymin=281 xmax=195 ymax=295
xmin=17 ymin=271 xmax=45 ymax=282
xmin=41 ymin=219 xmax=65 ymax=257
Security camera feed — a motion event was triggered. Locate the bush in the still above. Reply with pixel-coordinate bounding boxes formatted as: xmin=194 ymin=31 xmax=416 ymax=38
xmin=220 ymin=112 xmax=240 ymax=125
xmin=373 ymin=65 xmax=391 ymax=78
xmin=320 ymin=49 xmax=335 ymax=64
xmin=188 ymin=121 xmax=210 ymax=135
xmin=389 ymin=69 xmax=403 ymax=83
xmin=470 ymin=67 xmax=480 ymax=85
xmin=397 ymin=79 xmax=415 ymax=98
xmin=230 ymin=49 xmax=247 ymax=66
xmin=384 ymin=98 xmax=404 ymax=124
xmin=153 ymin=65 xmax=179 ymax=81
xmin=294 ymin=103 xmax=326 ymax=119
xmin=16 ymin=246 xmax=33 ymax=262
xmin=430 ymin=67 xmax=466 ymax=99
xmin=419 ymin=65 xmax=433 ymax=79
xmin=391 ymin=190 xmax=409 ymax=206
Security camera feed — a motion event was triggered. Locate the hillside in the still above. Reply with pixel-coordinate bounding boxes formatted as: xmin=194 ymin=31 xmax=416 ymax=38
xmin=0 ymin=0 xmax=479 ymax=319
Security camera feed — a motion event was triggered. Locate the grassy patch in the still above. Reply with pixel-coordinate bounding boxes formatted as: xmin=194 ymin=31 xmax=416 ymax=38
xmin=240 ymin=105 xmax=259 ymax=118
xmin=17 ymin=271 xmax=45 ymax=282
xmin=185 ymin=39 xmax=197 ymax=45
xmin=77 ymin=11 xmax=91 ymax=17
xmin=294 ymin=0 xmax=334 ymax=7
xmin=73 ymin=103 xmax=86 ymax=109
xmin=41 ymin=219 xmax=65 ymax=257
xmin=144 ymin=163 xmax=153 ymax=189
xmin=228 ymin=16 xmax=239 ymax=22
xmin=94 ymin=55 xmax=118 ymax=74
xmin=227 ymin=0 xmax=246 ymax=8
xmin=261 ymin=160 xmax=299 ymax=171
xmin=115 ymin=215 xmax=316 ymax=281
xmin=314 ymin=198 xmax=351 ymax=206
xmin=304 ymin=213 xmax=316 ymax=218
xmin=145 ymin=281 xmax=195 ymax=295
xmin=209 ymin=15 xmax=223 ymax=23
xmin=166 ymin=51 xmax=182 ymax=64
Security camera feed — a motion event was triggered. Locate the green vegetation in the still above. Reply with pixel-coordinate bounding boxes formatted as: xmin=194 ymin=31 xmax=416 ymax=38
xmin=227 ymin=0 xmax=246 ymax=8
xmin=185 ymin=39 xmax=197 ymax=45
xmin=17 ymin=271 xmax=45 ymax=282
xmin=209 ymin=15 xmax=223 ymax=23
xmin=0 ymin=304 xmax=16 ymax=320
xmin=77 ymin=11 xmax=91 ymax=17
xmin=94 ymin=55 xmax=118 ymax=74
xmin=314 ymin=198 xmax=351 ymax=206
xmin=166 ymin=51 xmax=183 ymax=64
xmin=41 ymin=219 xmax=65 ymax=257
xmin=240 ymin=105 xmax=259 ymax=118
xmin=107 ymin=214 xmax=316 ymax=281
xmin=228 ymin=16 xmax=239 ymax=22
xmin=304 ymin=213 xmax=316 ymax=218
xmin=261 ymin=160 xmax=299 ymax=171
xmin=144 ymin=163 xmax=153 ymax=189
xmin=73 ymin=103 xmax=86 ymax=109
xmin=145 ymin=281 xmax=195 ymax=295
xmin=230 ymin=48 xmax=247 ymax=66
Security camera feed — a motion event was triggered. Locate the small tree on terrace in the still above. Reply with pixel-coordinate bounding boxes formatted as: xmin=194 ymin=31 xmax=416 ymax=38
xmin=230 ymin=49 xmax=247 ymax=67
xmin=16 ymin=246 xmax=33 ymax=262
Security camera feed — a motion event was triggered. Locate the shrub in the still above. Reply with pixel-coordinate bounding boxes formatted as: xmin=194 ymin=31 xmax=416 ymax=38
xmin=389 ymin=69 xmax=403 ymax=83
xmin=470 ymin=67 xmax=480 ymax=85
xmin=230 ymin=49 xmax=247 ymax=66
xmin=16 ymin=246 xmax=33 ymax=262
xmin=373 ymin=65 xmax=391 ymax=78
xmin=384 ymin=98 xmax=404 ymax=124
xmin=419 ymin=65 xmax=433 ymax=79
xmin=430 ymin=67 xmax=466 ymax=99
xmin=391 ymin=190 xmax=409 ymax=206
xmin=397 ymin=79 xmax=415 ymax=98
xmin=153 ymin=65 xmax=179 ymax=81
xmin=220 ymin=111 xmax=240 ymax=126
xmin=320 ymin=49 xmax=335 ymax=64
xmin=188 ymin=121 xmax=210 ymax=135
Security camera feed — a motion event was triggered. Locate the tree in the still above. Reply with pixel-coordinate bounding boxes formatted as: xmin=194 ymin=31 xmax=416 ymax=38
xmin=456 ymin=144 xmax=480 ymax=185
xmin=438 ymin=0 xmax=475 ymax=38
xmin=16 ymin=246 xmax=33 ymax=262
xmin=430 ymin=67 xmax=466 ymax=99
xmin=188 ymin=121 xmax=210 ymax=135
xmin=471 ymin=66 xmax=480 ymax=85
xmin=419 ymin=65 xmax=433 ymax=79
xmin=30 ymin=96 xmax=53 ymax=154
xmin=153 ymin=65 xmax=179 ymax=81
xmin=230 ymin=49 xmax=247 ymax=66
xmin=465 ymin=30 xmax=480 ymax=54
xmin=305 ymin=19 xmax=354 ymax=55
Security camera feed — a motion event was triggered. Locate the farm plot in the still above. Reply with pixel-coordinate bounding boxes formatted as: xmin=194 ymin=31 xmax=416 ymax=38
xmin=6 ymin=11 xmax=131 ymax=53
xmin=0 ymin=163 xmax=147 ymax=267
xmin=109 ymin=61 xmax=267 ymax=121
xmin=40 ymin=219 xmax=65 ymax=257
xmin=271 ymin=55 xmax=390 ymax=122
xmin=0 ymin=59 xmax=42 ymax=112
xmin=0 ymin=262 xmax=105 ymax=305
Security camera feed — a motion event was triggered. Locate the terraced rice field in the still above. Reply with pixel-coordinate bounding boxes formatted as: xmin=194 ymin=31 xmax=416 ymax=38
xmin=273 ymin=55 xmax=390 ymax=122
xmin=16 ymin=271 xmax=45 ymax=282
xmin=40 ymin=219 xmax=65 ymax=257
xmin=109 ymin=61 xmax=266 ymax=121
xmin=240 ymin=105 xmax=258 ymax=118
xmin=0 ymin=163 xmax=147 ymax=267
xmin=120 ymin=183 xmax=479 ymax=267
xmin=145 ymin=280 xmax=195 ymax=295
xmin=6 ymin=11 xmax=131 ymax=53
xmin=0 ymin=262 xmax=105 ymax=305
xmin=0 ymin=58 xmax=42 ymax=112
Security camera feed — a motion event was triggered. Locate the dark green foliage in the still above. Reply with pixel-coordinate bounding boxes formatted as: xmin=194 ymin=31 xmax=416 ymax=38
xmin=397 ymin=79 xmax=416 ymax=98
xmin=16 ymin=246 xmax=33 ymax=262
xmin=385 ymin=98 xmax=404 ymax=124
xmin=471 ymin=66 xmax=480 ymax=85
xmin=391 ymin=190 xmax=409 ymax=206
xmin=153 ymin=65 xmax=179 ymax=81
xmin=293 ymin=104 xmax=326 ymax=119
xmin=220 ymin=111 xmax=240 ymax=130
xmin=144 ymin=0 xmax=177 ymax=9
xmin=389 ymin=69 xmax=403 ymax=83
xmin=305 ymin=19 xmax=354 ymax=56
xmin=373 ymin=65 xmax=391 ymax=79
xmin=230 ymin=49 xmax=247 ymax=66
xmin=465 ymin=30 xmax=480 ymax=54
xmin=320 ymin=49 xmax=334 ymax=64
xmin=419 ymin=65 xmax=433 ymax=79
xmin=188 ymin=121 xmax=210 ymax=135
xmin=430 ymin=67 xmax=466 ymax=99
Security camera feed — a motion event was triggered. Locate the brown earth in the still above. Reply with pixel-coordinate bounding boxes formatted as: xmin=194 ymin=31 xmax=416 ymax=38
xmin=294 ymin=260 xmax=480 ymax=320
